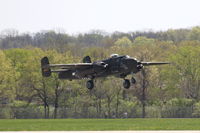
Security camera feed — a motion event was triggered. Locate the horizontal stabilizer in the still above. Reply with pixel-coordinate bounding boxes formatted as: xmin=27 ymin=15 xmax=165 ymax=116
xmin=41 ymin=56 xmax=93 ymax=76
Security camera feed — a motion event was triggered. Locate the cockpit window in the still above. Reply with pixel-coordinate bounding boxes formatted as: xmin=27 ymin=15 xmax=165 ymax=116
xmin=100 ymin=62 xmax=106 ymax=65
xmin=110 ymin=54 xmax=119 ymax=58
xmin=125 ymin=55 xmax=130 ymax=58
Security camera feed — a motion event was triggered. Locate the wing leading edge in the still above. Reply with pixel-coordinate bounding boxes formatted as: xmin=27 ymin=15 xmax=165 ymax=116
xmin=141 ymin=62 xmax=170 ymax=66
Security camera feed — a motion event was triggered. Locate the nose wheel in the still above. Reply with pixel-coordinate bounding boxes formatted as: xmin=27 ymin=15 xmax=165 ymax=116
xmin=86 ymin=80 xmax=94 ymax=90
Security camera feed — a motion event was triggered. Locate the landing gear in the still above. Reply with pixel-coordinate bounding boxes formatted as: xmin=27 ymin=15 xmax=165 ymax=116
xmin=123 ymin=79 xmax=131 ymax=89
xmin=86 ymin=80 xmax=94 ymax=90
xmin=131 ymin=77 xmax=136 ymax=84
xmin=122 ymin=77 xmax=136 ymax=89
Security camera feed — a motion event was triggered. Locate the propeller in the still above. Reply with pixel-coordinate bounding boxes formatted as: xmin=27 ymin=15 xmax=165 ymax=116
xmin=137 ymin=61 xmax=143 ymax=70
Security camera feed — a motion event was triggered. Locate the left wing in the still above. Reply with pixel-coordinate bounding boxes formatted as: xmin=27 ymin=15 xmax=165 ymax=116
xmin=141 ymin=62 xmax=170 ymax=66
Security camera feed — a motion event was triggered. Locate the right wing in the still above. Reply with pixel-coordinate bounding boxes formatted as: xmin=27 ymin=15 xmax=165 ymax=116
xmin=49 ymin=63 xmax=93 ymax=69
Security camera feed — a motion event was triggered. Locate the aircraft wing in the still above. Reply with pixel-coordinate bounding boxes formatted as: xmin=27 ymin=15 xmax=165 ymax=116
xmin=49 ymin=63 xmax=93 ymax=70
xmin=141 ymin=62 xmax=170 ymax=66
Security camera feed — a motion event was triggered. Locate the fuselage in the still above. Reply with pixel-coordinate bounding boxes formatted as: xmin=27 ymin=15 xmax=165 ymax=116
xmin=58 ymin=55 xmax=141 ymax=80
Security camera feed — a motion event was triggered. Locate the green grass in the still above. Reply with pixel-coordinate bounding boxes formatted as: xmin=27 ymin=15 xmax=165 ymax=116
xmin=0 ymin=118 xmax=200 ymax=131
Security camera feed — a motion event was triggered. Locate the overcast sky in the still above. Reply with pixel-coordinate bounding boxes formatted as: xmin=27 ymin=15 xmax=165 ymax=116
xmin=0 ymin=0 xmax=200 ymax=34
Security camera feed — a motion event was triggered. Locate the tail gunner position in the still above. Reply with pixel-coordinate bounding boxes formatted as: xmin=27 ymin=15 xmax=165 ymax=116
xmin=41 ymin=54 xmax=169 ymax=90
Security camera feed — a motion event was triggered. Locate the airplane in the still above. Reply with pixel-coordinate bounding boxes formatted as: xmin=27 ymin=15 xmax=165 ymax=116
xmin=41 ymin=54 xmax=169 ymax=90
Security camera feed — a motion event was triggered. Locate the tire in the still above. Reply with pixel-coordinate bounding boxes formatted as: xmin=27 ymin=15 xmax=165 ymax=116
xmin=86 ymin=80 xmax=94 ymax=90
xmin=123 ymin=79 xmax=130 ymax=89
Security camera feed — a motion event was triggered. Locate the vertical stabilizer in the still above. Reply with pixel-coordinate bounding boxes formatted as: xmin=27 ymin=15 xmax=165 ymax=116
xmin=83 ymin=56 xmax=92 ymax=63
xmin=41 ymin=57 xmax=51 ymax=77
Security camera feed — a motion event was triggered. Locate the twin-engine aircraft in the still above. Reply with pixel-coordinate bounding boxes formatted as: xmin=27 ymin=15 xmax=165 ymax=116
xmin=41 ymin=54 xmax=169 ymax=89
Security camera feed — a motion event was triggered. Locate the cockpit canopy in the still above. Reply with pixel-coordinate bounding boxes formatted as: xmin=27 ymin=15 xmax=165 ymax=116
xmin=110 ymin=54 xmax=119 ymax=58
xmin=125 ymin=55 xmax=130 ymax=58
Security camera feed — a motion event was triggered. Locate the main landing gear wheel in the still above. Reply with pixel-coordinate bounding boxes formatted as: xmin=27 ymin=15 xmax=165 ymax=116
xmin=86 ymin=80 xmax=94 ymax=90
xmin=131 ymin=77 xmax=136 ymax=84
xmin=123 ymin=79 xmax=130 ymax=89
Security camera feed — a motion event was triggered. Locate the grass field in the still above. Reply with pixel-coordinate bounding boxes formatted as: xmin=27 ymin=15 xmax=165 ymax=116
xmin=0 ymin=118 xmax=200 ymax=131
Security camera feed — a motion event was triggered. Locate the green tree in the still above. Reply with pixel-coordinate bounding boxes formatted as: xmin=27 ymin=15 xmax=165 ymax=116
xmin=167 ymin=46 xmax=200 ymax=100
xmin=114 ymin=36 xmax=132 ymax=47
xmin=188 ymin=26 xmax=200 ymax=41
xmin=0 ymin=50 xmax=15 ymax=106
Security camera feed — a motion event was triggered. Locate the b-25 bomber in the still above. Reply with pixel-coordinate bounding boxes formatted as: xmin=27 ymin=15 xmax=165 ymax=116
xmin=41 ymin=54 xmax=169 ymax=90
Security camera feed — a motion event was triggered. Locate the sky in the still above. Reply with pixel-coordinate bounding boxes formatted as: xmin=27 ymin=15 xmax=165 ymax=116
xmin=0 ymin=0 xmax=200 ymax=34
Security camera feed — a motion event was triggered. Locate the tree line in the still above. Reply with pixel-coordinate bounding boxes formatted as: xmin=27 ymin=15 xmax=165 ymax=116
xmin=0 ymin=27 xmax=200 ymax=118
xmin=1 ymin=26 xmax=200 ymax=50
